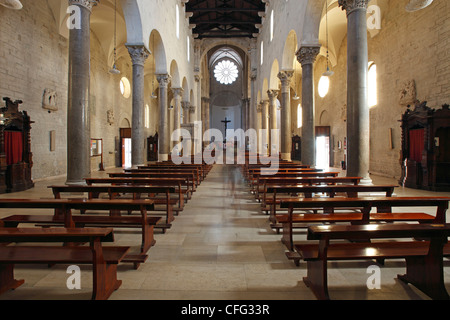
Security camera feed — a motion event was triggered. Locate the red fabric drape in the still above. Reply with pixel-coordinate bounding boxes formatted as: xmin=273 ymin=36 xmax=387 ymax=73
xmin=409 ymin=128 xmax=424 ymax=163
xmin=5 ymin=131 xmax=23 ymax=165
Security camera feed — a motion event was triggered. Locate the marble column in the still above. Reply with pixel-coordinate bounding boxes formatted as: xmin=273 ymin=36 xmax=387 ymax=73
xmin=339 ymin=0 xmax=372 ymax=183
xmin=249 ymin=74 xmax=258 ymax=153
xmin=267 ymin=90 xmax=279 ymax=155
xmin=256 ymin=102 xmax=262 ymax=155
xmin=202 ymin=97 xmax=210 ymax=146
xmin=297 ymin=45 xmax=321 ymax=167
xmin=126 ymin=44 xmax=150 ymax=166
xmin=157 ymin=74 xmax=171 ymax=162
xmin=182 ymin=101 xmax=190 ymax=124
xmin=278 ymin=70 xmax=294 ymax=161
xmin=172 ymin=87 xmax=183 ymax=146
xmin=66 ymin=0 xmax=98 ymax=185
xmin=261 ymin=100 xmax=270 ymax=156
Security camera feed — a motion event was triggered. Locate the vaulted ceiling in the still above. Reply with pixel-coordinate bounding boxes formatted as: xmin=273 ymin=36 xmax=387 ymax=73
xmin=185 ymin=0 xmax=266 ymax=39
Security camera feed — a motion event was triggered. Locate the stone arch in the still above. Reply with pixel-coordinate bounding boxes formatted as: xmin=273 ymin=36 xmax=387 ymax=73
xmin=170 ymin=60 xmax=181 ymax=88
xmin=269 ymin=59 xmax=280 ymax=90
xmin=121 ymin=0 xmax=145 ymax=46
xmin=182 ymin=77 xmax=189 ymax=101
xmin=281 ymin=30 xmax=298 ymax=71
xmin=149 ymin=30 xmax=168 ymax=74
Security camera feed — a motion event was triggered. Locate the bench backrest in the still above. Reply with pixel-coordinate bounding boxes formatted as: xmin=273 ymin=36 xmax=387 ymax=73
xmin=0 ymin=227 xmax=115 ymax=243
xmin=307 ymin=223 xmax=450 ymax=241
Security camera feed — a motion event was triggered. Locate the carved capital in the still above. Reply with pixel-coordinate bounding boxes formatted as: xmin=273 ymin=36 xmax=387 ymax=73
xmin=278 ymin=70 xmax=294 ymax=91
xmin=256 ymin=103 xmax=263 ymax=113
xmin=189 ymin=105 xmax=196 ymax=113
xmin=181 ymin=101 xmax=190 ymax=110
xmin=338 ymin=0 xmax=369 ymax=16
xmin=202 ymin=97 xmax=210 ymax=104
xmin=69 ymin=0 xmax=99 ymax=11
xmin=267 ymin=90 xmax=279 ymax=101
xmin=296 ymin=45 xmax=321 ymax=66
xmin=126 ymin=44 xmax=150 ymax=67
xmin=172 ymin=87 xmax=183 ymax=98
xmin=156 ymin=74 xmax=171 ymax=88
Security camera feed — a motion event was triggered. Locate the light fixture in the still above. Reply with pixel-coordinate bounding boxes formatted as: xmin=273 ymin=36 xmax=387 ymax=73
xmin=0 ymin=0 xmax=22 ymax=10
xmin=405 ymin=0 xmax=433 ymax=12
xmin=323 ymin=0 xmax=334 ymax=77
xmin=0 ymin=113 xmax=8 ymax=125
xmin=109 ymin=0 xmax=121 ymax=75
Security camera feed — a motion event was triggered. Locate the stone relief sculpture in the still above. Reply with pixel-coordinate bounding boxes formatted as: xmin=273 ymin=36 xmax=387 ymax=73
xmin=107 ymin=109 xmax=115 ymax=125
xmin=399 ymin=80 xmax=417 ymax=107
xmin=42 ymin=89 xmax=58 ymax=112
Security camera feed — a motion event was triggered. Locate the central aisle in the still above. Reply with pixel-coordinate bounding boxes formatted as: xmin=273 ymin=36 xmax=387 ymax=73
xmin=115 ymin=164 xmax=314 ymax=300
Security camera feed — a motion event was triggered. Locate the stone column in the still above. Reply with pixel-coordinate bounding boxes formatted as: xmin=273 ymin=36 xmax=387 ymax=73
xmin=249 ymin=73 xmax=258 ymax=154
xmin=261 ymin=100 xmax=270 ymax=156
xmin=267 ymin=90 xmax=279 ymax=155
xmin=297 ymin=45 xmax=321 ymax=167
xmin=172 ymin=87 xmax=183 ymax=146
xmin=202 ymin=97 xmax=210 ymax=146
xmin=126 ymin=44 xmax=150 ymax=166
xmin=256 ymin=102 xmax=262 ymax=155
xmin=157 ymin=74 xmax=171 ymax=162
xmin=182 ymin=101 xmax=190 ymax=124
xmin=278 ymin=70 xmax=294 ymax=161
xmin=66 ymin=0 xmax=98 ymax=185
xmin=339 ymin=0 xmax=371 ymax=183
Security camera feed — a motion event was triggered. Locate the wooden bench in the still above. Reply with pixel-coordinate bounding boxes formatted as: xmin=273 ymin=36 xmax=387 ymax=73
xmin=0 ymin=198 xmax=158 ymax=269
xmin=126 ymin=167 xmax=202 ymax=184
xmin=0 ymin=227 xmax=129 ymax=300
xmin=109 ymin=172 xmax=197 ymax=191
xmin=49 ymin=185 xmax=177 ymax=231
xmin=256 ymin=176 xmax=362 ymax=202
xmin=279 ymin=196 xmax=449 ymax=261
xmin=86 ymin=177 xmax=191 ymax=204
xmin=298 ymin=223 xmax=450 ymax=300
xmin=265 ymin=184 xmax=398 ymax=230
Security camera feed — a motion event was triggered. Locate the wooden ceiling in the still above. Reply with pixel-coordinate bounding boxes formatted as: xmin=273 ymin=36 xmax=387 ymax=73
xmin=185 ymin=0 xmax=266 ymax=39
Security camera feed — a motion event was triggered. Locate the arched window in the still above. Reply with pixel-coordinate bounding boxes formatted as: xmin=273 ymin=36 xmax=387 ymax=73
xmin=270 ymin=10 xmax=274 ymax=42
xmin=260 ymin=41 xmax=264 ymax=65
xmin=145 ymin=104 xmax=150 ymax=128
xmin=176 ymin=4 xmax=180 ymax=39
xmin=318 ymin=75 xmax=330 ymax=98
xmin=120 ymin=77 xmax=131 ymax=99
xmin=368 ymin=62 xmax=377 ymax=107
xmin=297 ymin=104 xmax=302 ymax=128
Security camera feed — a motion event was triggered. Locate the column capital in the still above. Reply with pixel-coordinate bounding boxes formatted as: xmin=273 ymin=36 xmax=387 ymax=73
xmin=256 ymin=103 xmax=263 ymax=113
xmin=267 ymin=90 xmax=279 ymax=100
xmin=338 ymin=0 xmax=369 ymax=15
xmin=189 ymin=105 xmax=196 ymax=113
xmin=296 ymin=45 xmax=321 ymax=66
xmin=171 ymin=87 xmax=183 ymax=97
xmin=278 ymin=70 xmax=294 ymax=92
xmin=181 ymin=101 xmax=190 ymax=109
xmin=126 ymin=44 xmax=150 ymax=67
xmin=69 ymin=0 xmax=99 ymax=11
xmin=202 ymin=97 xmax=210 ymax=103
xmin=156 ymin=74 xmax=171 ymax=88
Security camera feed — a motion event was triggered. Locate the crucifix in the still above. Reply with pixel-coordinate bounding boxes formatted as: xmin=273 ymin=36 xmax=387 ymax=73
xmin=221 ymin=117 xmax=231 ymax=141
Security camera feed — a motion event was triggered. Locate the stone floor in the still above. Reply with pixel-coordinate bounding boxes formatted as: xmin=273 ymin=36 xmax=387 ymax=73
xmin=0 ymin=164 xmax=449 ymax=301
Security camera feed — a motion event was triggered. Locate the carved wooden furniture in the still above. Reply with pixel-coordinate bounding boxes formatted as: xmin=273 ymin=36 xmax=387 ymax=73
xmin=147 ymin=133 xmax=158 ymax=161
xmin=400 ymin=101 xmax=450 ymax=191
xmin=291 ymin=135 xmax=301 ymax=161
xmin=0 ymin=97 xmax=34 ymax=193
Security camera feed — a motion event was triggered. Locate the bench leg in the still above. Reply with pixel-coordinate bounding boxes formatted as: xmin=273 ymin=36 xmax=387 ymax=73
xmin=398 ymin=254 xmax=449 ymax=300
xmin=303 ymin=259 xmax=330 ymax=300
xmin=141 ymin=224 xmax=156 ymax=254
xmin=281 ymin=222 xmax=294 ymax=251
xmin=91 ymin=242 xmax=122 ymax=300
xmin=0 ymin=264 xmax=25 ymax=296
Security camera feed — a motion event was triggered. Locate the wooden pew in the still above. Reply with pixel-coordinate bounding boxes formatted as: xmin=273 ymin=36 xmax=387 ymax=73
xmin=279 ymin=196 xmax=449 ymax=263
xmin=127 ymin=167 xmax=202 ymax=184
xmin=265 ymin=184 xmax=398 ymax=231
xmin=298 ymin=223 xmax=450 ymax=300
xmin=0 ymin=227 xmax=128 ymax=300
xmin=0 ymin=198 xmax=158 ymax=269
xmin=48 ymin=185 xmax=176 ymax=232
xmin=85 ymin=177 xmax=190 ymax=205
xmin=256 ymin=176 xmax=362 ymax=203
xmin=109 ymin=171 xmax=197 ymax=190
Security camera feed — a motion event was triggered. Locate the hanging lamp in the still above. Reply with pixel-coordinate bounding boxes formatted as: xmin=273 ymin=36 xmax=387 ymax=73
xmin=405 ymin=0 xmax=433 ymax=12
xmin=323 ymin=0 xmax=334 ymax=77
xmin=0 ymin=0 xmax=23 ymax=10
xmin=109 ymin=0 xmax=121 ymax=74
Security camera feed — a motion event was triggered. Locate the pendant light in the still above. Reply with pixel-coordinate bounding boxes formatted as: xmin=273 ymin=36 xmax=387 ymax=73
xmin=323 ymin=0 xmax=334 ymax=77
xmin=109 ymin=0 xmax=121 ymax=75
xmin=0 ymin=0 xmax=23 ymax=10
xmin=405 ymin=0 xmax=433 ymax=12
